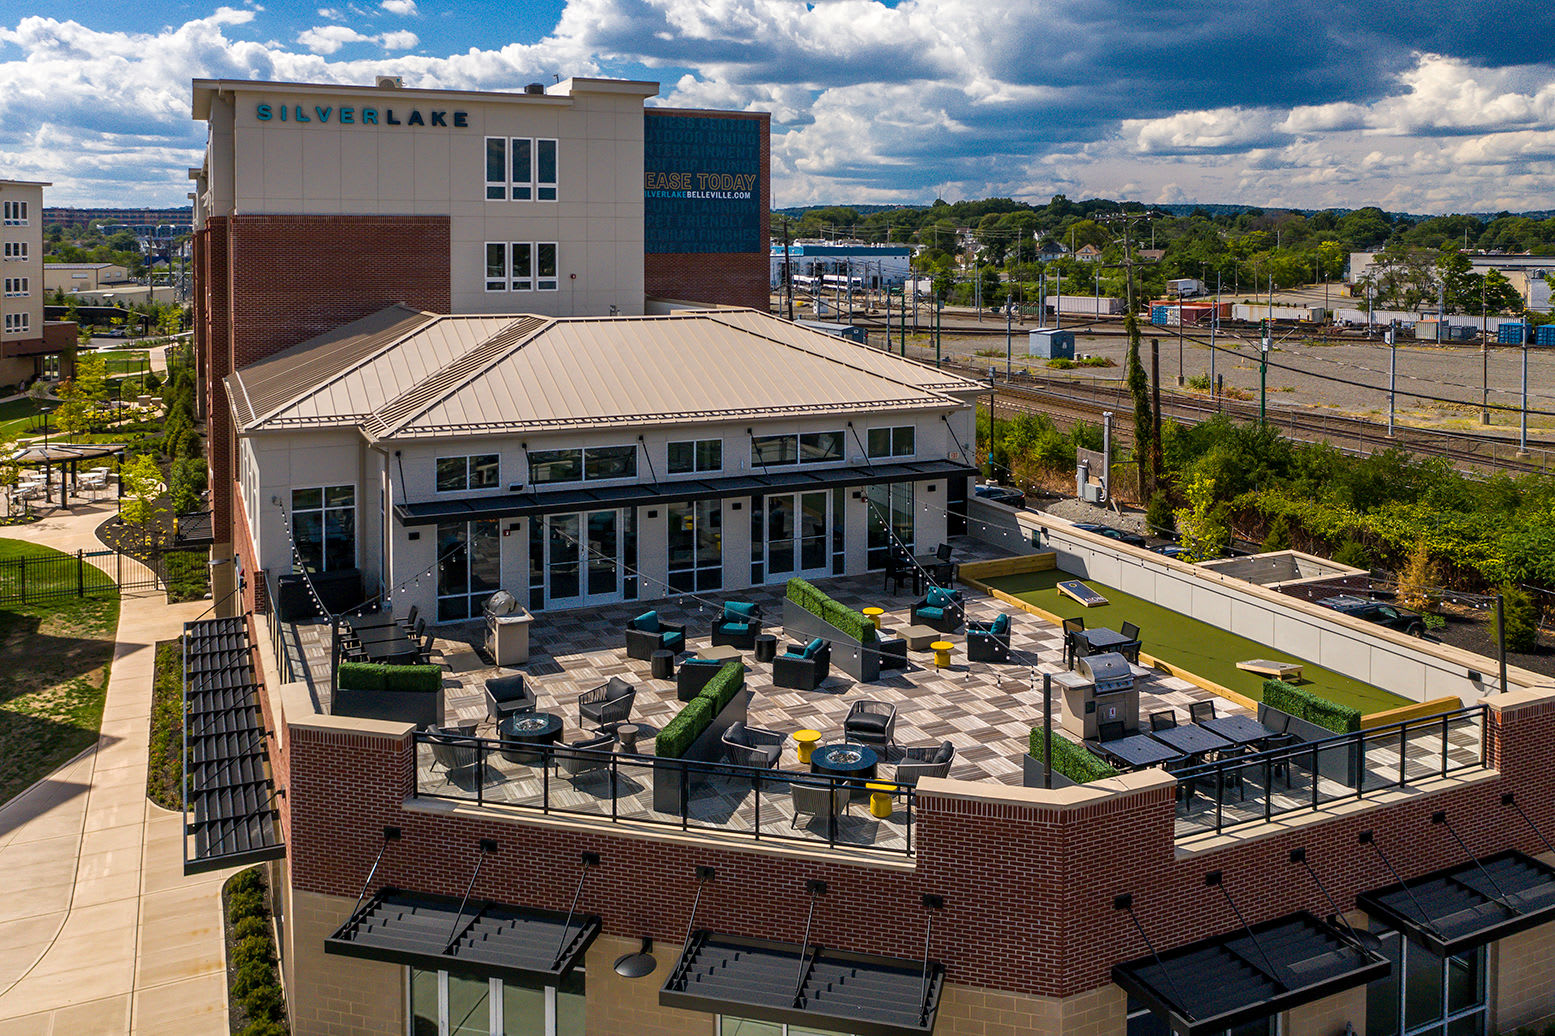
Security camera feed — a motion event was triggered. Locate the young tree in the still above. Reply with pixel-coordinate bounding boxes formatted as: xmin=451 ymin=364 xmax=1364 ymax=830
xmin=1499 ymin=582 xmax=1539 ymax=653
xmin=119 ymin=453 xmax=166 ymax=550
xmin=1261 ymin=513 xmax=1293 ymax=553
xmin=51 ymin=353 xmax=110 ymax=437
xmin=1397 ymin=541 xmax=1439 ymax=614
xmin=1173 ymin=473 xmax=1229 ymax=562
xmin=1124 ymin=313 xmax=1154 ymax=498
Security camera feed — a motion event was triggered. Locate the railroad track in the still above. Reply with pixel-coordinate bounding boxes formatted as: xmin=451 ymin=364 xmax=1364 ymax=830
xmin=943 ymin=360 xmax=1555 ymax=476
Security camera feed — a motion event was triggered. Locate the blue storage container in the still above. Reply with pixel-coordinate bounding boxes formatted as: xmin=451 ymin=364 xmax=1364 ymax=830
xmin=1499 ymin=322 xmax=1529 ymax=345
xmin=1150 ymin=305 xmax=1169 ymax=326
xmin=1536 ymin=325 xmax=1555 ymax=347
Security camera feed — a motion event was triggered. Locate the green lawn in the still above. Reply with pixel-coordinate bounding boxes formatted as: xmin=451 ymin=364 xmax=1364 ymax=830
xmin=0 ymin=396 xmax=50 ymax=439
xmin=0 ymin=541 xmax=120 ymax=805
xmin=981 ymin=569 xmax=1409 ymax=715
xmin=0 ymin=538 xmax=117 ymax=599
xmin=88 ymin=349 xmax=149 ymax=376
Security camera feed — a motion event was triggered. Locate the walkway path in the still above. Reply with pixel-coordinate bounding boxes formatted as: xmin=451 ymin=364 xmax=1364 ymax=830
xmin=0 ymin=506 xmax=230 ymax=1034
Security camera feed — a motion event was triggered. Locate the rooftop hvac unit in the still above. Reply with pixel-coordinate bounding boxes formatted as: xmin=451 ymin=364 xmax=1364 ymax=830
xmin=375 ymin=75 xmax=403 ymax=89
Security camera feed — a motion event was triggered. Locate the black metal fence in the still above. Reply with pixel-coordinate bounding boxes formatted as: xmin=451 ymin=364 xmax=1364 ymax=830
xmin=413 ymin=731 xmax=917 ymax=856
xmin=0 ymin=547 xmax=164 ymax=605
xmin=1174 ymin=705 xmax=1487 ymax=838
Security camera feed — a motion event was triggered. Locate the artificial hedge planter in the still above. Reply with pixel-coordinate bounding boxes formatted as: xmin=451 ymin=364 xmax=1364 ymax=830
xmin=331 ymin=662 xmax=444 ymax=726
xmin=783 ymin=578 xmax=879 ymax=682
xmin=1263 ymin=678 xmax=1361 ymax=734
xmin=223 ymin=866 xmax=289 ymax=1035
xmin=1029 ymin=728 xmax=1120 ymax=785
xmin=653 ymin=661 xmax=748 ymax=814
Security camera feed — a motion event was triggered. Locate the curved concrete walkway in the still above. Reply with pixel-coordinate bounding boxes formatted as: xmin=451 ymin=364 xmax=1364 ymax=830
xmin=0 ymin=504 xmax=231 ymax=1034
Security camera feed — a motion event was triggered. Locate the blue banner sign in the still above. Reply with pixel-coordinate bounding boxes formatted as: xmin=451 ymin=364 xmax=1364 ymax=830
xmin=644 ymin=114 xmax=762 ymax=254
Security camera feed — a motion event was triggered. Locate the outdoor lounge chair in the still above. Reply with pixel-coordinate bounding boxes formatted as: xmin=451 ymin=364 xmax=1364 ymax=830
xmin=553 ymin=732 xmax=616 ymax=785
xmin=790 ymin=780 xmax=851 ymax=829
xmin=772 ymin=638 xmax=830 ymax=691
xmin=894 ymin=740 xmax=955 ymax=785
xmin=483 ymin=673 xmax=536 ymax=722
xmin=675 ymin=657 xmax=725 ymax=701
xmin=843 ymin=699 xmax=897 ymax=753
xmin=424 ymin=725 xmax=482 ymax=783
xmin=909 ymin=585 xmax=964 ymax=633
xmin=721 ymin=721 xmax=785 ymax=769
xmin=624 ymin=610 xmax=686 ymax=660
xmin=966 ymin=613 xmax=1012 ymax=663
xmin=711 ymin=601 xmax=764 ymax=649
xmin=578 ymin=676 xmax=635 ymax=730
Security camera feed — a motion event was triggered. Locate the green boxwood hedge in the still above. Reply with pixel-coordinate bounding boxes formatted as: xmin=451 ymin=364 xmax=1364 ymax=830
xmin=787 ymin=578 xmax=877 ymax=644
xmin=653 ymin=661 xmax=744 ymax=759
xmin=1029 ymin=728 xmax=1120 ymax=784
xmin=338 ymin=661 xmax=441 ymax=693
xmin=1263 ymin=678 xmax=1361 ymax=734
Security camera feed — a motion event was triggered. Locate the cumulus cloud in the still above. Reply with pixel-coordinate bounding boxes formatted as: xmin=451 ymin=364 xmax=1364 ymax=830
xmin=381 ymin=0 xmax=418 ymax=14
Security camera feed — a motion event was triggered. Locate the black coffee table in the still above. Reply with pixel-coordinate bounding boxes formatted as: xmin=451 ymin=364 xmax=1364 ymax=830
xmin=810 ymin=743 xmax=879 ymax=782
xmin=497 ymin=711 xmax=563 ymax=763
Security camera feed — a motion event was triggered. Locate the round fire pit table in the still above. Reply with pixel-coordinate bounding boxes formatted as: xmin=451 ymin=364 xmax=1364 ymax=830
xmin=809 ymin=742 xmax=879 ymax=782
xmin=497 ymin=711 xmax=563 ymax=764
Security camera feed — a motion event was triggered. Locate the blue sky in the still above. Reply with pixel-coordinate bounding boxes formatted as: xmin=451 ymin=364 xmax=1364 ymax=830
xmin=0 ymin=0 xmax=1553 ymax=211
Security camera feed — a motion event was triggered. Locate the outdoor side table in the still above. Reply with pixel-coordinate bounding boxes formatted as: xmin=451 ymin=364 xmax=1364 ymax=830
xmin=900 ymin=624 xmax=940 ymax=651
xmin=610 ymin=722 xmax=647 ymax=754
xmin=651 ymin=649 xmax=675 ymax=680
xmin=754 ymin=634 xmax=777 ymax=663
xmin=867 ymin=782 xmax=895 ymax=818
xmin=861 ymin=607 xmax=885 ymax=630
xmin=793 ymin=729 xmax=822 ymax=765
xmin=931 ymin=640 xmax=954 ymax=669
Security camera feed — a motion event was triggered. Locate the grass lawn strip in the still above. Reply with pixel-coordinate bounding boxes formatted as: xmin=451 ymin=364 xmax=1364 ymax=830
xmin=0 ymin=538 xmax=117 ymax=599
xmin=147 ymin=639 xmax=183 ymax=811
xmin=0 ymin=543 xmax=120 ymax=804
xmin=982 ymin=569 xmax=1409 ymax=715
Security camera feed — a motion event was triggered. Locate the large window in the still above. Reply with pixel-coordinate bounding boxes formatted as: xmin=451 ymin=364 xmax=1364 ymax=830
xmin=437 ymin=455 xmax=499 ymax=493
xmin=435 ymin=519 xmax=500 ymax=621
xmin=867 ymin=425 xmax=915 ymax=459
xmin=485 ymin=137 xmax=558 ymax=202
xmin=410 ymin=967 xmax=584 ymax=1036
xmin=1366 ymin=931 xmax=1487 ymax=1036
xmin=799 ymin=431 xmax=843 ymax=463
xmin=2 ymin=312 xmax=29 ymax=334
xmin=291 ymin=485 xmax=355 ymax=573
xmin=668 ymin=500 xmax=722 ymax=592
xmin=3 ymin=276 xmax=28 ymax=297
xmin=528 ymin=446 xmax=635 ymax=485
xmin=483 ymin=242 xmax=558 ymax=292
xmin=2 ymin=241 xmax=27 ymax=261
xmin=668 ymin=438 xmax=722 ymax=475
xmin=2 ymin=200 xmax=26 ymax=225
xmin=865 ymin=482 xmax=913 ymax=570
xmin=751 ymin=432 xmax=843 ymax=467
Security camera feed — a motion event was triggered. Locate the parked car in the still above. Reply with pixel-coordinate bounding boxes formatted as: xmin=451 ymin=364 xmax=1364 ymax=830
xmin=1151 ymin=544 xmax=1191 ymax=561
xmin=1318 ymin=595 xmax=1426 ymax=636
xmin=974 ymin=483 xmax=1026 ymax=509
xmin=1072 ymin=522 xmax=1147 ymax=547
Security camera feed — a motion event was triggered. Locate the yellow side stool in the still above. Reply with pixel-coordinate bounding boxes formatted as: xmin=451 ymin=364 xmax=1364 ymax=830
xmin=867 ymin=782 xmax=895 ymax=819
xmin=861 ymin=607 xmax=885 ymax=630
xmin=930 ymin=640 xmax=954 ymax=669
xmin=793 ymin=729 xmax=822 ymax=765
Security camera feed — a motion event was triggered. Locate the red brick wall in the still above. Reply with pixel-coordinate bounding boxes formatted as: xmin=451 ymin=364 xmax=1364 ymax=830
xmin=643 ymin=109 xmax=770 ymax=311
xmin=194 ymin=214 xmax=450 ymax=546
xmin=285 ymin=697 xmax=1555 ymax=999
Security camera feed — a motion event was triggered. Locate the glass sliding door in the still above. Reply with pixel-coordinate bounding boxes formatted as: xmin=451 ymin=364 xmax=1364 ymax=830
xmin=765 ymin=492 xmax=829 ymax=581
xmin=668 ymin=500 xmax=722 ymax=592
xmin=436 ymin=519 xmax=500 ymax=622
xmin=537 ymin=511 xmax=625 ymax=610
xmin=546 ymin=514 xmax=582 ymax=606
xmin=865 ymin=483 xmax=914 ymax=570
xmin=586 ymin=510 xmax=618 ymax=597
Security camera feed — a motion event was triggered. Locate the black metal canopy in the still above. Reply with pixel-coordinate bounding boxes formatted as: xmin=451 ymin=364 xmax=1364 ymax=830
xmin=1112 ymin=911 xmax=1390 ymax=1036
xmin=182 ymin=617 xmax=284 ymax=875
xmin=660 ymin=930 xmax=944 ymax=1036
xmin=1356 ymin=849 xmax=1555 ymax=957
xmin=394 ymin=460 xmax=976 ymax=527
xmin=325 ymin=888 xmax=601 ymax=984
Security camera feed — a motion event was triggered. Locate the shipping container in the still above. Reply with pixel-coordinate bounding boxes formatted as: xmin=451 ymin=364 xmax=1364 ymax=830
xmin=1536 ymin=325 xmax=1555 ymax=347
xmin=1499 ymin=322 xmax=1531 ymax=345
xmin=1045 ymin=295 xmax=1123 ymax=317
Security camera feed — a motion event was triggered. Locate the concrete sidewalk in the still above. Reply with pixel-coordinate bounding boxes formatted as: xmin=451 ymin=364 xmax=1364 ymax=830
xmin=0 ymin=511 xmax=232 ymax=1034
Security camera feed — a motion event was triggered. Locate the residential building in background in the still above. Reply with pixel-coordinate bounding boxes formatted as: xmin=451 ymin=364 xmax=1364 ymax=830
xmin=0 ymin=179 xmax=77 ymax=386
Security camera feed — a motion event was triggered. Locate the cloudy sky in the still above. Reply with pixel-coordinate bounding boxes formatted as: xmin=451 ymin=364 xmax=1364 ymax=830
xmin=1 ymin=0 xmax=1553 ymax=211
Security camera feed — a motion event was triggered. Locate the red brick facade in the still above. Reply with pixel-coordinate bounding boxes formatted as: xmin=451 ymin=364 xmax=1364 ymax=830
xmin=283 ymin=696 xmax=1555 ymax=1000
xmin=643 ymin=109 xmax=771 ymax=312
xmin=193 ymin=214 xmax=451 ymax=546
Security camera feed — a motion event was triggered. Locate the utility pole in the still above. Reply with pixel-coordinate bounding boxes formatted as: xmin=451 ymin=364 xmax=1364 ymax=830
xmin=1481 ymin=276 xmax=1489 ymax=424
xmin=1211 ymin=270 xmax=1220 ymax=389
xmin=1519 ymin=318 xmax=1530 ymax=456
xmin=1386 ymin=321 xmax=1397 ymax=437
xmin=935 ymin=293 xmax=943 ymax=369
xmin=1150 ymin=337 xmax=1163 ymax=485
xmin=1055 ymin=267 xmax=1062 ymax=329
xmin=1176 ymin=302 xmax=1184 ymax=386
xmin=1005 ymin=303 xmax=1013 ymax=379
xmin=1260 ymin=319 xmax=1271 ymax=425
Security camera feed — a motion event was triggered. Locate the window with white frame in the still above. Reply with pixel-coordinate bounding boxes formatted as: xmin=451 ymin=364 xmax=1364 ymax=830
xmin=3 ymin=313 xmax=29 ymax=334
xmin=867 ymin=425 xmax=916 ymax=459
xmin=2 ymin=200 xmax=26 ymax=225
xmin=667 ymin=438 xmax=722 ymax=475
xmin=3 ymin=277 xmax=28 ymax=297
xmin=409 ymin=966 xmax=584 ymax=1036
xmin=2 ymin=241 xmax=27 ymax=261
xmin=436 ymin=454 xmax=499 ymax=493
xmin=1365 ymin=930 xmax=1487 ymax=1036
xmin=484 ymin=137 xmax=558 ymax=202
xmin=483 ymin=242 xmax=558 ymax=292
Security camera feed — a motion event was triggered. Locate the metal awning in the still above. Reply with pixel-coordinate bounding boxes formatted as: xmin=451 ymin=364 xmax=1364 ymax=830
xmin=325 ymin=888 xmax=601 ymax=984
xmin=393 ymin=460 xmax=977 ymax=527
xmin=1112 ymin=911 xmax=1390 ymax=1036
xmin=181 ymin=617 xmax=284 ymax=874
xmin=660 ymin=930 xmax=944 ymax=1036
xmin=1356 ymin=850 xmax=1555 ymax=957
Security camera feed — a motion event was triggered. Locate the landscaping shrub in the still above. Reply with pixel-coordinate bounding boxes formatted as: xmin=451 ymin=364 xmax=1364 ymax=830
xmin=231 ymin=935 xmax=276 ymax=970
xmin=1263 ymin=679 xmax=1362 ymax=734
xmin=1331 ymin=539 xmax=1371 ymax=570
xmin=224 ymin=865 xmax=288 ymax=1034
xmin=228 ymin=868 xmax=263 ymax=896
xmin=233 ymin=959 xmax=274 ymax=1000
xmin=234 ymin=915 xmax=270 ymax=943
xmin=786 ymin=578 xmax=877 ymax=644
xmin=1261 ymin=514 xmax=1292 ymax=553
xmin=336 ymin=661 xmax=388 ymax=691
xmin=228 ymin=887 xmax=267 ymax=920
xmin=1500 ymin=582 xmax=1540 ymax=653
xmin=1029 ymin=728 xmax=1120 ymax=784
xmin=655 ymin=696 xmax=715 ymax=759
xmin=146 ymin=640 xmax=184 ymax=810
xmin=1145 ymin=490 xmax=1175 ymax=538
xmin=242 ymin=985 xmax=285 ymax=1023
xmin=382 ymin=664 xmax=443 ymax=693
xmin=239 ymin=1022 xmax=288 ymax=1036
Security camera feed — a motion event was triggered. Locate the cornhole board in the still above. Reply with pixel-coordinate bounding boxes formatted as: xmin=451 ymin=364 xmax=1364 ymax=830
xmin=1057 ymin=580 xmax=1108 ymax=608
xmin=1236 ymin=659 xmax=1304 ymax=681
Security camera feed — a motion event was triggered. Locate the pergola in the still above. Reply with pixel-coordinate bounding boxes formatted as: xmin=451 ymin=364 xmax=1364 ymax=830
xmin=8 ymin=443 xmax=127 ymax=509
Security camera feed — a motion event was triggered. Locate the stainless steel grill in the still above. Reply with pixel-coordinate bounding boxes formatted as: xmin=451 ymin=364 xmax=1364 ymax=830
xmin=483 ymin=591 xmax=531 ymax=666
xmin=1077 ymin=651 xmax=1134 ymax=693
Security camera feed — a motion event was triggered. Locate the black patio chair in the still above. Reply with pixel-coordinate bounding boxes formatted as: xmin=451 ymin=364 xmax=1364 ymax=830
xmin=721 ymin=721 xmax=785 ymax=769
xmin=578 ymin=676 xmax=635 ymax=730
xmin=894 ymin=740 xmax=955 ymax=785
xmin=1188 ymin=700 xmax=1216 ymax=724
xmin=1149 ymin=710 xmax=1178 ymax=732
xmin=843 ymin=700 xmax=897 ymax=753
xmin=484 ymin=673 xmax=535 ymax=722
xmin=553 ymin=731 xmax=616 ymax=786
xmin=966 ymin=613 xmax=1011 ymax=663
xmin=882 ymin=550 xmax=912 ymax=595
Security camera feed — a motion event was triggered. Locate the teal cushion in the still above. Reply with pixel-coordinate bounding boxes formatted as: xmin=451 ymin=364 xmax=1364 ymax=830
xmin=633 ymin=610 xmax=658 ymax=633
xmin=802 ymin=637 xmax=824 ymax=658
xmin=684 ymin=657 xmax=719 ymax=668
xmin=927 ymin=586 xmax=954 ymax=609
xmin=991 ymin=614 xmax=1010 ymax=635
xmin=918 ymin=606 xmax=944 ymax=620
xmin=725 ymin=601 xmax=758 ymax=620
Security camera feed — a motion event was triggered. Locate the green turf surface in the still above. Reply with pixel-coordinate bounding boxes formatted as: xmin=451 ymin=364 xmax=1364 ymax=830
xmin=982 ymin=569 xmax=1409 ymax=715
xmin=0 ymin=396 xmax=49 ymax=439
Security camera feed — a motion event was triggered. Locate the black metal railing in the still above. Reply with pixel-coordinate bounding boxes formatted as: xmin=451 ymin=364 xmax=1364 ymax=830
xmin=0 ymin=547 xmax=158 ymax=605
xmin=1174 ymin=705 xmax=1487 ymax=838
xmin=412 ymin=731 xmax=916 ymax=857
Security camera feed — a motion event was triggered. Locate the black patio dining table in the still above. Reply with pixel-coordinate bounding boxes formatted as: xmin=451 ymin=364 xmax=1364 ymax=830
xmin=358 ymin=633 xmax=419 ymax=663
xmin=1078 ymin=628 xmax=1135 ymax=652
xmin=351 ymin=624 xmax=413 ymax=645
xmin=1150 ymin=724 xmax=1232 ymax=758
xmin=1099 ymin=733 xmax=1179 ymax=769
xmin=1200 ymin=715 xmax=1278 ymax=747
xmin=345 ymin=611 xmax=400 ymax=634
